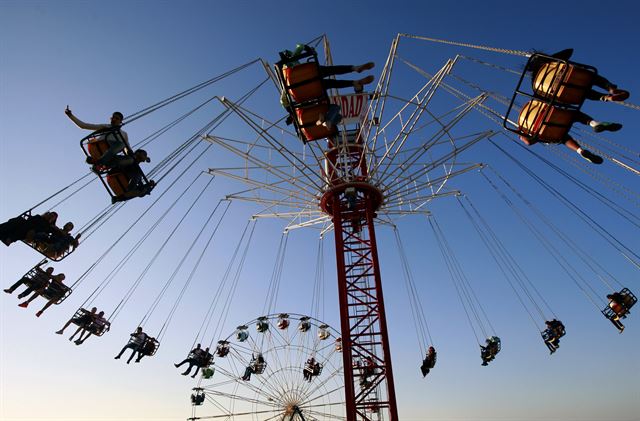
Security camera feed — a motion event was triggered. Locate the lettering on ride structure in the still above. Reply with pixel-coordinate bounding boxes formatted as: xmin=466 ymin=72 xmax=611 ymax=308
xmin=330 ymin=93 xmax=369 ymax=124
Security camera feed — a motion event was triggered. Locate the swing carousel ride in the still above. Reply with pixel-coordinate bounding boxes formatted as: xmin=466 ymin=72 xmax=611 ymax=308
xmin=1 ymin=34 xmax=638 ymax=421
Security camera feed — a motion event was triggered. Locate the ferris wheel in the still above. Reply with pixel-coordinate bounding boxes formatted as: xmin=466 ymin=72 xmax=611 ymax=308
xmin=189 ymin=313 xmax=345 ymax=421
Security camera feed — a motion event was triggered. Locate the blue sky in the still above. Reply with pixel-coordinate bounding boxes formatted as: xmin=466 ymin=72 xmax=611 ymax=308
xmin=1 ymin=1 xmax=639 ymax=420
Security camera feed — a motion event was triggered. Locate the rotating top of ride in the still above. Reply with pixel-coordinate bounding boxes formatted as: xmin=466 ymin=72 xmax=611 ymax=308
xmin=207 ymin=36 xmax=480 ymax=230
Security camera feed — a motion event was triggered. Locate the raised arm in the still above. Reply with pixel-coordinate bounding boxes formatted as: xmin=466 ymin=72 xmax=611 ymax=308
xmin=65 ymin=106 xmax=108 ymax=131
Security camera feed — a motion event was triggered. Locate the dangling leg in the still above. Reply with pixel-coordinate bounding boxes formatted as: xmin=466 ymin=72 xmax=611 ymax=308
xmin=174 ymin=359 xmax=189 ymax=369
xmin=115 ymin=344 xmax=130 ymax=359
xmin=56 ymin=317 xmax=74 ymax=335
xmin=318 ymin=64 xmax=370 ymax=77
xmin=126 ymin=347 xmax=138 ymax=364
xmin=609 ymin=317 xmax=625 ymax=333
xmin=564 ymin=137 xmax=603 ymax=165
xmin=17 ymin=286 xmax=36 ymax=299
xmin=574 ymin=111 xmax=622 ymax=133
xmin=36 ymin=299 xmax=56 ymax=318
xmin=4 ymin=277 xmax=28 ymax=294
xmin=18 ymin=291 xmax=40 ymax=308
xmin=69 ymin=326 xmax=83 ymax=341
xmin=323 ymin=75 xmax=375 ymax=92
xmin=590 ymin=74 xmax=629 ymax=102
xmin=190 ymin=366 xmax=201 ymax=378
xmin=76 ymin=331 xmax=93 ymax=345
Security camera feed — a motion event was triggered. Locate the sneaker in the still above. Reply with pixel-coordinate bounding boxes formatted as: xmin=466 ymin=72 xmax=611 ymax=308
xmin=354 ymin=62 xmax=375 ymax=73
xmin=55 ymin=330 xmax=64 ymax=335
xmin=609 ymin=89 xmax=629 ymax=101
xmin=593 ymin=122 xmax=622 ymax=133
xmin=602 ymin=89 xmax=630 ymax=102
xmin=74 ymin=339 xmax=82 ymax=345
xmin=580 ymin=150 xmax=604 ymax=164
xmin=353 ymin=75 xmax=375 ymax=93
xmin=18 ymin=302 xmax=28 ymax=308
xmin=35 ymin=311 xmax=42 ymax=318
xmin=3 ymin=288 xmax=12 ymax=294
xmin=114 ymin=355 xmax=121 ymax=360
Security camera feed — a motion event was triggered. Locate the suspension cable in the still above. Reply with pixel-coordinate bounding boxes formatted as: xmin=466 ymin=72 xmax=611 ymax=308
xmin=72 ymin=141 xmax=212 ymax=295
xmin=124 ymin=59 xmax=261 ymax=124
xmin=486 ymin=166 xmax=624 ymax=291
xmin=109 ymin=175 xmax=215 ymax=322
xmin=428 ymin=215 xmax=495 ymax=344
xmin=456 ymin=195 xmax=548 ymax=331
xmin=262 ymin=231 xmax=289 ymax=316
xmin=194 ymin=218 xmax=254 ymax=349
xmin=212 ymin=219 xmax=257 ymax=344
xmin=398 ymin=33 xmax=530 ymax=57
xmin=156 ymin=199 xmax=232 ymax=342
xmin=393 ymin=226 xmax=434 ymax=357
xmin=479 ymin=169 xmax=603 ymax=310
xmin=490 ymin=138 xmax=640 ymax=268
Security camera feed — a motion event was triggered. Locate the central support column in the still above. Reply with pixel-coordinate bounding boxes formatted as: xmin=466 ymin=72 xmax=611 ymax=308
xmin=325 ymin=184 xmax=398 ymax=421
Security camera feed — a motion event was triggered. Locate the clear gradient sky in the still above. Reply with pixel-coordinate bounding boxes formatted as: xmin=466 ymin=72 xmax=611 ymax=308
xmin=1 ymin=1 xmax=639 ymax=420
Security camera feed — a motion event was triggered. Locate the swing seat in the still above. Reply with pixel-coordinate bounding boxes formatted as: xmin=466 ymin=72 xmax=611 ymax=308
xmin=518 ymin=100 xmax=574 ymax=143
xmin=107 ymin=172 xmax=130 ymax=196
xmin=603 ymin=288 xmax=637 ymax=319
xmin=106 ymin=170 xmax=155 ymax=203
xmin=533 ymin=61 xmax=595 ymax=105
xmin=87 ymin=318 xmax=110 ymax=336
xmin=283 ymin=62 xmax=324 ymax=103
xmin=295 ymin=103 xmax=338 ymax=141
xmin=139 ymin=337 xmax=160 ymax=357
xmin=21 ymin=267 xmax=50 ymax=290
xmin=86 ymin=139 xmax=110 ymax=172
xmin=618 ymin=288 xmax=637 ymax=310
xmin=40 ymin=281 xmax=72 ymax=304
xmin=541 ymin=328 xmax=563 ymax=343
xmin=70 ymin=308 xmax=96 ymax=328
xmin=17 ymin=212 xmax=73 ymax=262
xmin=196 ymin=352 xmax=213 ymax=367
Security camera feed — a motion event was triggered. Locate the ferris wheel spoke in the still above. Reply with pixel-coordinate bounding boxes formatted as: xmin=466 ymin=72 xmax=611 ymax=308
xmin=202 ymin=388 xmax=281 ymax=410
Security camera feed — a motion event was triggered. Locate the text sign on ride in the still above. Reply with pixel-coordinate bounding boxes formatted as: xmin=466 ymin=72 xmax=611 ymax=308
xmin=330 ymin=93 xmax=369 ymax=124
